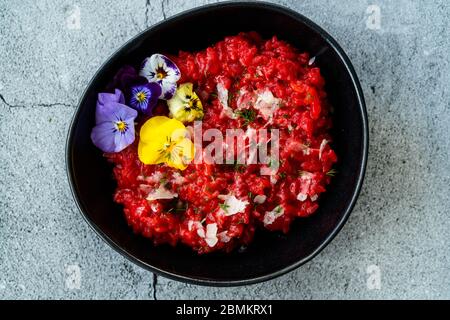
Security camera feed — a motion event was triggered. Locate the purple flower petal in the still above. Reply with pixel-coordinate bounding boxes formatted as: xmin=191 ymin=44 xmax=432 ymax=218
xmin=96 ymin=89 xmax=126 ymax=123
xmin=113 ymin=123 xmax=136 ymax=152
xmin=91 ymin=121 xmax=118 ymax=153
xmin=110 ymin=102 xmax=139 ymax=122
xmin=108 ymin=65 xmax=148 ymax=94
xmin=161 ymin=81 xmax=177 ymax=100
xmin=91 ymin=102 xmax=137 ymax=153
xmin=98 ymin=89 xmax=125 ymax=105
xmin=129 ymin=82 xmax=162 ymax=115
xmin=161 ymin=55 xmax=181 ymax=78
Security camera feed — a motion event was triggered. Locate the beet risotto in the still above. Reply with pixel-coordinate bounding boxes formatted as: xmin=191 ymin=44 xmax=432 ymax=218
xmin=91 ymin=32 xmax=337 ymax=254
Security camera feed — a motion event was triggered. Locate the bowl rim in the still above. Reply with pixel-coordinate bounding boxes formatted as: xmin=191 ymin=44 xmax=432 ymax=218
xmin=66 ymin=0 xmax=369 ymax=287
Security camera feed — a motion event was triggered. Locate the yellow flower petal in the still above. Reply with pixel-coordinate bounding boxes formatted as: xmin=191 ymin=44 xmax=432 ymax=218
xmin=168 ymin=83 xmax=204 ymax=123
xmin=166 ymin=138 xmax=195 ymax=170
xmin=140 ymin=116 xmax=186 ymax=143
xmin=138 ymin=139 xmax=165 ymax=165
xmin=137 ymin=115 xmax=194 ymax=170
xmin=176 ymin=83 xmax=195 ymax=101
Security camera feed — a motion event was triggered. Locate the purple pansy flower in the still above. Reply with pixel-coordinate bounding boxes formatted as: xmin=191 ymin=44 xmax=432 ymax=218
xmin=91 ymin=91 xmax=138 ymax=153
xmin=107 ymin=65 xmax=148 ymax=96
xmin=129 ymin=82 xmax=162 ymax=115
xmin=95 ymin=89 xmax=125 ymax=123
xmin=139 ymin=54 xmax=181 ymax=100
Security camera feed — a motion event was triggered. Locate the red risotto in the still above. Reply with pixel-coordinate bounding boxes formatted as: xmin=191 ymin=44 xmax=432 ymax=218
xmin=105 ymin=32 xmax=337 ymax=254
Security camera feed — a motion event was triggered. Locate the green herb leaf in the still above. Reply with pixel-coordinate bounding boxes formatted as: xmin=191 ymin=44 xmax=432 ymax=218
xmin=326 ymin=169 xmax=338 ymax=177
xmin=227 ymin=92 xmax=234 ymax=106
xmin=219 ymin=203 xmax=230 ymax=212
xmin=235 ymin=108 xmax=257 ymax=126
xmin=159 ymin=173 xmax=168 ymax=186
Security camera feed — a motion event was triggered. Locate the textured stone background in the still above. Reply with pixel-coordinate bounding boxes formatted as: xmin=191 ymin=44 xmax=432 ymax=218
xmin=0 ymin=0 xmax=449 ymax=299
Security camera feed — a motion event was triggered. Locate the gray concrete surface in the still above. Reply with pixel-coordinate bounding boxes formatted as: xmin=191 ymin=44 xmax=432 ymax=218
xmin=0 ymin=0 xmax=449 ymax=299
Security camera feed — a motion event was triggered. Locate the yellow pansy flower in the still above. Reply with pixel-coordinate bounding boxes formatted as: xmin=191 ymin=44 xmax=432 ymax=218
xmin=138 ymin=116 xmax=194 ymax=170
xmin=167 ymin=83 xmax=204 ymax=123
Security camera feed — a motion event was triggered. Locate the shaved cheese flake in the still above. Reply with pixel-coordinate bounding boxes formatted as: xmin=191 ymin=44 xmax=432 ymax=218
xmin=149 ymin=171 xmax=164 ymax=183
xmin=319 ymin=139 xmax=328 ymax=160
xmin=217 ymin=83 xmax=234 ymax=118
xmin=171 ymin=172 xmax=185 ymax=185
xmin=297 ymin=193 xmax=308 ymax=202
xmin=236 ymin=88 xmax=255 ymax=110
xmin=197 ymin=228 xmax=206 ymax=238
xmin=218 ymin=194 xmax=249 ymax=216
xmin=150 ymin=203 xmax=159 ymax=212
xmin=191 ymin=222 xmax=219 ymax=247
xmin=218 ymin=231 xmax=231 ymax=243
xmin=263 ymin=205 xmax=284 ymax=226
xmin=146 ymin=184 xmax=178 ymax=201
xmin=188 ymin=220 xmax=202 ymax=232
xmin=298 ymin=172 xmax=313 ymax=196
xmin=310 ymin=194 xmax=319 ymax=202
xmin=254 ymin=195 xmax=267 ymax=204
xmin=270 ymin=175 xmax=278 ymax=185
xmin=205 ymin=223 xmax=218 ymax=247
xmin=254 ymin=89 xmax=281 ymax=120
xmin=139 ymin=184 xmax=152 ymax=193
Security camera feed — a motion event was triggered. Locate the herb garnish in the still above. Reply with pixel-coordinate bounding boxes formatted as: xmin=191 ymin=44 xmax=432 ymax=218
xmin=235 ymin=108 xmax=257 ymax=125
xmin=219 ymin=203 xmax=230 ymax=212
xmin=227 ymin=92 xmax=234 ymax=107
xmin=326 ymin=169 xmax=338 ymax=177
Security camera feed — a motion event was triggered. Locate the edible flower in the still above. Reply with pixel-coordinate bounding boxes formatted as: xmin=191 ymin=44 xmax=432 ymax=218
xmin=138 ymin=116 xmax=194 ymax=170
xmin=91 ymin=89 xmax=138 ymax=153
xmin=95 ymin=89 xmax=125 ymax=121
xmin=129 ymin=83 xmax=162 ymax=115
xmin=167 ymin=83 xmax=204 ymax=123
xmin=140 ymin=54 xmax=181 ymax=100
xmin=109 ymin=65 xmax=147 ymax=93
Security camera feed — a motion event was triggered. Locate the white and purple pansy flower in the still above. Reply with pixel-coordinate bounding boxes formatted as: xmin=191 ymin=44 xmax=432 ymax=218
xmin=91 ymin=89 xmax=138 ymax=153
xmin=139 ymin=54 xmax=181 ymax=100
xmin=129 ymin=82 xmax=162 ymax=115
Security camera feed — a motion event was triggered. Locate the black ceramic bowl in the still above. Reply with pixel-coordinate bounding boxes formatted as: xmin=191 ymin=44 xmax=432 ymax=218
xmin=66 ymin=1 xmax=368 ymax=286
